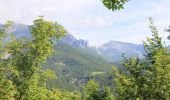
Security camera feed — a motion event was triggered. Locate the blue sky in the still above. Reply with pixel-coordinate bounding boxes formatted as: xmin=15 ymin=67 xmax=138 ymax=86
xmin=0 ymin=0 xmax=170 ymax=46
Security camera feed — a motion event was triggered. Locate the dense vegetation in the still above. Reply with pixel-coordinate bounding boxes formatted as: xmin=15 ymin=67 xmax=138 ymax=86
xmin=113 ymin=19 xmax=170 ymax=99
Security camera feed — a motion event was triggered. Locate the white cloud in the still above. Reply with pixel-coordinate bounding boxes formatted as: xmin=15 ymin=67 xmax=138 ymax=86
xmin=0 ymin=0 xmax=97 ymax=24
xmin=0 ymin=0 xmax=170 ymax=46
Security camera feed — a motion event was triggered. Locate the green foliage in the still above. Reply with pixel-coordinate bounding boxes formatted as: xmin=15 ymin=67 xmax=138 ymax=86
xmin=47 ymin=89 xmax=81 ymax=100
xmin=112 ymin=18 xmax=170 ymax=99
xmin=0 ymin=21 xmax=17 ymax=99
xmin=142 ymin=18 xmax=170 ymax=99
xmin=0 ymin=17 xmax=84 ymax=100
xmin=83 ymin=80 xmax=114 ymax=100
xmin=23 ymin=73 xmax=80 ymax=100
xmin=144 ymin=17 xmax=164 ymax=63
xmin=113 ymin=57 xmax=145 ymax=99
xmin=102 ymin=0 xmax=129 ymax=11
xmin=4 ymin=17 xmax=65 ymax=99
xmin=83 ymin=80 xmax=100 ymax=99
xmin=44 ymin=44 xmax=112 ymax=91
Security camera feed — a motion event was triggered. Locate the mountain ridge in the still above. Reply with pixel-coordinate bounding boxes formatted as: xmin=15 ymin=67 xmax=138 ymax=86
xmin=0 ymin=23 xmax=88 ymax=48
xmin=1 ymin=23 xmax=161 ymax=62
xmin=96 ymin=40 xmax=144 ymax=62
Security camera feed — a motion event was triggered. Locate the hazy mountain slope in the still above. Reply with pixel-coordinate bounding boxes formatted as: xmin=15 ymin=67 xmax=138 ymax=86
xmin=8 ymin=23 xmax=31 ymax=39
xmin=0 ymin=23 xmax=3 ymax=27
xmin=97 ymin=41 xmax=144 ymax=62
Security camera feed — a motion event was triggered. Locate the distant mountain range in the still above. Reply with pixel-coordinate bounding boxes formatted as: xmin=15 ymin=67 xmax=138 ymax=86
xmin=0 ymin=23 xmax=147 ymax=62
xmin=4 ymin=23 xmax=88 ymax=48
xmin=1 ymin=23 xmax=169 ymax=62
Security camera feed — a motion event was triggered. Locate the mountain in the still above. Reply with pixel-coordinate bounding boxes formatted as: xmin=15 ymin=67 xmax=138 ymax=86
xmin=1 ymin=23 xmax=146 ymax=62
xmin=1 ymin=23 xmax=88 ymax=48
xmin=57 ymin=33 xmax=88 ymax=48
xmin=7 ymin=23 xmax=31 ymax=39
xmin=97 ymin=41 xmax=144 ymax=62
xmin=0 ymin=23 xmax=3 ymax=27
xmin=5 ymin=23 xmax=90 ymax=43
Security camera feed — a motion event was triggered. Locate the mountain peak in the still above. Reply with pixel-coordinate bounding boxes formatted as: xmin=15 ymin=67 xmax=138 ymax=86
xmin=4 ymin=23 xmax=88 ymax=48
xmin=58 ymin=34 xmax=88 ymax=48
xmin=97 ymin=40 xmax=144 ymax=62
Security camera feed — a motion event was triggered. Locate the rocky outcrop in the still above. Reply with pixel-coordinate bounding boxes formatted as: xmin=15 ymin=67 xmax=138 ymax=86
xmin=58 ymin=34 xmax=88 ymax=48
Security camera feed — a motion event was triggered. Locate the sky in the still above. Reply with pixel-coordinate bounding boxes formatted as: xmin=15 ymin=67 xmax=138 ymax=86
xmin=0 ymin=0 xmax=170 ymax=46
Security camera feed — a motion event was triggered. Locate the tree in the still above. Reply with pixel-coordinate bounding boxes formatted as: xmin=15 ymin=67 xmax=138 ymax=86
xmin=83 ymin=80 xmax=114 ymax=100
xmin=3 ymin=17 xmax=66 ymax=99
xmin=83 ymin=80 xmax=100 ymax=99
xmin=112 ymin=18 xmax=170 ymax=99
xmin=144 ymin=17 xmax=164 ymax=63
xmin=113 ymin=57 xmax=145 ymax=99
xmin=143 ymin=17 xmax=170 ymax=99
xmin=102 ymin=0 xmax=129 ymax=11
xmin=47 ymin=89 xmax=81 ymax=100
xmin=0 ymin=21 xmax=17 ymax=99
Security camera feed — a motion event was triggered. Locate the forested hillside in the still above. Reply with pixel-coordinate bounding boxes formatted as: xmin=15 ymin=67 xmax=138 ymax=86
xmin=43 ymin=44 xmax=112 ymax=91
